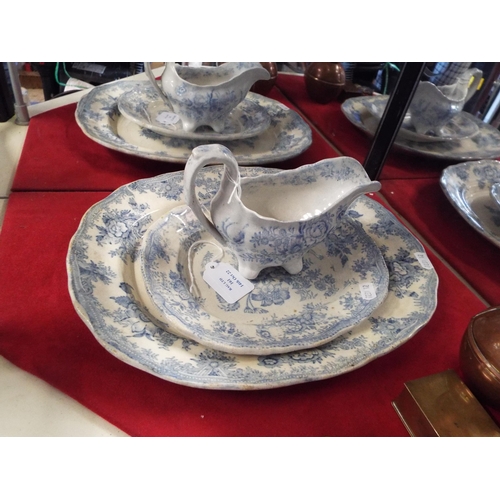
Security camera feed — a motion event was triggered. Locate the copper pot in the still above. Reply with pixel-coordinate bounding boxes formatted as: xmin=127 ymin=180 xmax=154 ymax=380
xmin=305 ymin=62 xmax=346 ymax=104
xmin=460 ymin=305 xmax=500 ymax=409
xmin=251 ymin=63 xmax=277 ymax=95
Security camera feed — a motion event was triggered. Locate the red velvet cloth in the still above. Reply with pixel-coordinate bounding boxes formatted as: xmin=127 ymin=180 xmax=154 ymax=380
xmin=11 ymin=87 xmax=339 ymax=192
xmin=275 ymin=73 xmax=453 ymax=180
xmin=0 ymin=191 xmax=496 ymax=436
xmin=380 ymin=178 xmax=500 ymax=306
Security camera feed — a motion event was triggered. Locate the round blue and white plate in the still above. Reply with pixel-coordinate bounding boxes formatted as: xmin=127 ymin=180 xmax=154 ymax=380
xmin=134 ymin=204 xmax=389 ymax=355
xmin=118 ymin=83 xmax=271 ymax=141
xmin=67 ymin=167 xmax=438 ymax=390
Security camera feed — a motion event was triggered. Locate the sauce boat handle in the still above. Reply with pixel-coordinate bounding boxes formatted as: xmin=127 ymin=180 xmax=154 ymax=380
xmin=184 ymin=144 xmax=240 ymax=246
xmin=144 ymin=62 xmax=171 ymax=106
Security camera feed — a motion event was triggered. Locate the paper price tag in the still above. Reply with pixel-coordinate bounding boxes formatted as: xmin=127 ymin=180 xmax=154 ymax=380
xmin=156 ymin=111 xmax=180 ymax=126
xmin=414 ymin=252 xmax=433 ymax=270
xmin=359 ymin=283 xmax=376 ymax=300
xmin=203 ymin=262 xmax=254 ymax=304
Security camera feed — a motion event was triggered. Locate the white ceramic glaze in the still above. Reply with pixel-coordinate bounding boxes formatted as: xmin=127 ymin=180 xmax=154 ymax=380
xmin=341 ymin=96 xmax=500 ymax=161
xmin=133 ymin=204 xmax=389 ymax=355
xmin=66 ymin=167 xmax=438 ymax=390
xmin=144 ymin=62 xmax=270 ymax=133
xmin=409 ymin=68 xmax=482 ymax=136
xmin=440 ymin=160 xmax=500 ymax=248
xmin=75 ymin=80 xmax=312 ymax=165
xmin=491 ymin=183 xmax=500 ymax=209
xmin=184 ymin=144 xmax=381 ymax=279
xmin=364 ymin=94 xmax=478 ymax=143
xmin=118 ymin=83 xmax=271 ymax=141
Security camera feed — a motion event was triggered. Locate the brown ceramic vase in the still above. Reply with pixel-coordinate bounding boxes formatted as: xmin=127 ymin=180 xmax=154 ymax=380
xmin=305 ymin=62 xmax=346 ymax=104
xmin=460 ymin=305 xmax=500 ymax=409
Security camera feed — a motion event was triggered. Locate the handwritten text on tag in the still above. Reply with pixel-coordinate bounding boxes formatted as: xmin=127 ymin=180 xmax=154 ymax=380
xmin=203 ymin=262 xmax=254 ymax=304
xmin=359 ymin=283 xmax=376 ymax=300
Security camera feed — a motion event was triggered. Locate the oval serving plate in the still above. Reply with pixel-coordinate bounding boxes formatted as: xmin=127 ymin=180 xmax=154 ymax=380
xmin=440 ymin=160 xmax=500 ymax=248
xmin=67 ymin=167 xmax=438 ymax=390
xmin=75 ymin=80 xmax=312 ymax=165
xmin=363 ymin=94 xmax=478 ymax=143
xmin=342 ymin=96 xmax=500 ymax=161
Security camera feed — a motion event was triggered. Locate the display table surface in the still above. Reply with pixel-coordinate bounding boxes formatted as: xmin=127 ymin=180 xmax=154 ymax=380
xmin=1 ymin=71 xmax=499 ymax=436
xmin=10 ymin=85 xmax=339 ymax=193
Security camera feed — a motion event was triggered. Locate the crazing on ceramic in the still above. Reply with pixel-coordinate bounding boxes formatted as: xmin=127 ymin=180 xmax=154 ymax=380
xmin=118 ymin=83 xmax=271 ymax=141
xmin=409 ymin=68 xmax=482 ymax=136
xmin=67 ymin=167 xmax=439 ymax=390
xmin=184 ymin=144 xmax=381 ymax=279
xmin=341 ymin=96 xmax=500 ymax=161
xmin=365 ymin=94 xmax=478 ymax=143
xmin=144 ymin=62 xmax=270 ymax=133
xmin=440 ymin=160 xmax=500 ymax=248
xmin=134 ymin=204 xmax=389 ymax=355
xmin=75 ymin=80 xmax=312 ymax=165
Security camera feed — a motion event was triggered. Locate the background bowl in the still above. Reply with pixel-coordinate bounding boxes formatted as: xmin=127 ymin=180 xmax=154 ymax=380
xmin=460 ymin=305 xmax=500 ymax=409
xmin=251 ymin=63 xmax=278 ymax=95
xmin=305 ymin=62 xmax=346 ymax=104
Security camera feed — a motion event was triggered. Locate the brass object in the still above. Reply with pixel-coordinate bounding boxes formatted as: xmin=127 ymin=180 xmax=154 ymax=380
xmin=392 ymin=370 xmax=500 ymax=437
xmin=251 ymin=63 xmax=277 ymax=95
xmin=305 ymin=62 xmax=345 ymax=104
xmin=460 ymin=305 xmax=500 ymax=409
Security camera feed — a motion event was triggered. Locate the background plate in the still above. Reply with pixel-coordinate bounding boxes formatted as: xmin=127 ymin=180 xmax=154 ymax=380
xmin=342 ymin=96 xmax=500 ymax=161
xmin=76 ymin=80 xmax=312 ymax=165
xmin=440 ymin=160 xmax=500 ymax=248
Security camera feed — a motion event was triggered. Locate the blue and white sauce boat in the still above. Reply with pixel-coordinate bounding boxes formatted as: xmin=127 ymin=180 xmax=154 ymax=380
xmin=409 ymin=67 xmax=482 ymax=136
xmin=184 ymin=144 xmax=381 ymax=279
xmin=144 ymin=62 xmax=270 ymax=133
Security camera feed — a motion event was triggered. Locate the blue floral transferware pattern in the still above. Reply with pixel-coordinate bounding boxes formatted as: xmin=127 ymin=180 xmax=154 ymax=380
xmin=75 ymin=80 xmax=312 ymax=165
xmin=440 ymin=160 xmax=500 ymax=248
xmin=407 ymin=68 xmax=482 ymax=137
xmin=145 ymin=62 xmax=270 ymax=133
xmin=135 ymin=204 xmax=389 ymax=355
xmin=117 ymin=83 xmax=271 ymax=141
xmin=364 ymin=95 xmax=478 ymax=143
xmin=342 ymin=96 xmax=500 ymax=161
xmin=67 ymin=167 xmax=439 ymax=390
xmin=185 ymin=145 xmax=380 ymax=279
